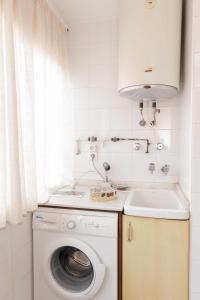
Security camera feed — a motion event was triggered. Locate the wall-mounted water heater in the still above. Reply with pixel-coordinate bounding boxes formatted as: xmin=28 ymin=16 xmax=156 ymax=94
xmin=118 ymin=0 xmax=183 ymax=100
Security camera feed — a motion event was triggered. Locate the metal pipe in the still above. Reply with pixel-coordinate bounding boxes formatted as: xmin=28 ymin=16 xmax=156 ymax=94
xmin=75 ymin=136 xmax=151 ymax=155
xmin=110 ymin=137 xmax=150 ymax=153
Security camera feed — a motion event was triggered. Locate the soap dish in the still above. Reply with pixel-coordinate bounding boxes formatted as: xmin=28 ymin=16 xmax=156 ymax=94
xmin=111 ymin=183 xmax=129 ymax=191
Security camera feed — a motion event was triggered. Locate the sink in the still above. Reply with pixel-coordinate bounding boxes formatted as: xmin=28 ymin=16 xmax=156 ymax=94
xmin=124 ymin=185 xmax=190 ymax=220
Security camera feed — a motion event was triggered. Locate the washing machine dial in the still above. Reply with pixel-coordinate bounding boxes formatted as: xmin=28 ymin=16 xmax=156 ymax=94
xmin=67 ymin=220 xmax=76 ymax=230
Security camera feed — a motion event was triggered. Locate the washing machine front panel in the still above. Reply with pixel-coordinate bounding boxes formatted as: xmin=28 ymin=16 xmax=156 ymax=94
xmin=33 ymin=209 xmax=118 ymax=300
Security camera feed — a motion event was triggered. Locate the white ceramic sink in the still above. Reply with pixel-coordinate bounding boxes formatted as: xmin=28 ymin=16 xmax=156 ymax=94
xmin=124 ymin=185 xmax=190 ymax=220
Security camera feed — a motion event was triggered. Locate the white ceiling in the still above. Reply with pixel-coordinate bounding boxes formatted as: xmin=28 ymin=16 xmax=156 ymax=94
xmin=48 ymin=0 xmax=119 ymax=24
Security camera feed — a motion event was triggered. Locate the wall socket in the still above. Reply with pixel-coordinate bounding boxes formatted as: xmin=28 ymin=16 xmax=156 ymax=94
xmin=89 ymin=143 xmax=98 ymax=160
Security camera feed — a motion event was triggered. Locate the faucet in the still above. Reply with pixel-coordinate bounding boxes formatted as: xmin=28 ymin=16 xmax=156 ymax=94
xmin=161 ymin=164 xmax=170 ymax=176
xmin=148 ymin=163 xmax=156 ymax=174
xmin=103 ymin=162 xmax=111 ymax=183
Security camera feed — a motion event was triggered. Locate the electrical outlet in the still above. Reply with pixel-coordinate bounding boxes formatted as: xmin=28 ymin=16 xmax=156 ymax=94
xmin=89 ymin=143 xmax=98 ymax=160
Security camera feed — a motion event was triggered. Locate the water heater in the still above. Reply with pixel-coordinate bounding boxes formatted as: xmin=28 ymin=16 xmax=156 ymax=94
xmin=118 ymin=0 xmax=182 ymax=100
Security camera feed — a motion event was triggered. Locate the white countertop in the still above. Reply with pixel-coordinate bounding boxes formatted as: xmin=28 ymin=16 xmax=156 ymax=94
xmin=41 ymin=187 xmax=129 ymax=212
xmin=39 ymin=182 xmax=190 ymax=216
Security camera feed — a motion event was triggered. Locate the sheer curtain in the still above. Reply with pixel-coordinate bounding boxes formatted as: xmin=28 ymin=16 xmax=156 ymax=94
xmin=0 ymin=0 xmax=74 ymax=228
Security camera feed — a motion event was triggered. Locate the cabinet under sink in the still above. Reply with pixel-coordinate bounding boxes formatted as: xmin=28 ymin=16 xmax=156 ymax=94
xmin=123 ymin=215 xmax=189 ymax=300
xmin=122 ymin=185 xmax=189 ymax=300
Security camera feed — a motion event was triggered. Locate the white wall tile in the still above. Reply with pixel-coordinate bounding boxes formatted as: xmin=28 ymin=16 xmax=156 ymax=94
xmin=192 ymin=124 xmax=200 ymax=158
xmin=70 ymin=17 xmax=180 ymax=184
xmin=53 ymin=0 xmax=119 ymax=23
xmin=194 ymin=0 xmax=200 ymax=18
xmin=155 ymin=130 xmax=180 ymax=154
xmin=68 ymin=22 xmax=89 ymax=45
xmin=88 ymin=109 xmax=110 ymax=136
xmin=88 ymin=62 xmax=115 ymax=88
xmin=89 ymin=21 xmax=113 ymax=45
xmin=156 ymin=97 xmax=179 ymax=108
xmin=191 ymin=226 xmax=200 ymax=260
xmin=74 ymin=152 xmax=91 ymax=178
xmin=69 ymin=45 xmax=89 ymax=88
xmin=191 ymin=158 xmax=200 ymax=193
xmin=89 ymin=44 xmax=111 ymax=68
xmin=110 ymin=108 xmax=133 ymax=131
xmin=192 ymin=88 xmax=200 ymax=124
xmin=156 ymin=106 xmax=180 ymax=130
xmin=75 ymin=109 xmax=89 ymax=131
xmin=194 ymin=53 xmax=200 ymax=88
xmin=88 ymin=87 xmax=113 ymax=109
xmin=111 ymin=93 xmax=133 ymax=109
xmin=194 ymin=18 xmax=200 ymax=52
xmin=73 ymin=88 xmax=89 ymax=109
xmin=190 ymin=293 xmax=200 ymax=300
xmin=188 ymin=1 xmax=200 ymax=298
xmin=105 ymin=153 xmax=135 ymax=181
xmin=190 ymin=260 xmax=200 ymax=293
xmin=191 ymin=194 xmax=200 ymax=226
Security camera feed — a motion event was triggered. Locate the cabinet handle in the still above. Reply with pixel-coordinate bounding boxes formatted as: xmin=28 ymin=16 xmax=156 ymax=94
xmin=128 ymin=222 xmax=133 ymax=242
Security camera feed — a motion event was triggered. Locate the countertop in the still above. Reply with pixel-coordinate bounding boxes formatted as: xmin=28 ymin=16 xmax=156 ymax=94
xmin=40 ymin=187 xmax=129 ymax=212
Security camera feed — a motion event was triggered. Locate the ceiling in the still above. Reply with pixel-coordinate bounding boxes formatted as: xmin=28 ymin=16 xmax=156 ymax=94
xmin=48 ymin=0 xmax=119 ymax=24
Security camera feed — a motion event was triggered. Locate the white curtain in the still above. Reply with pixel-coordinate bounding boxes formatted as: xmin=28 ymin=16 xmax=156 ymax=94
xmin=0 ymin=0 xmax=74 ymax=228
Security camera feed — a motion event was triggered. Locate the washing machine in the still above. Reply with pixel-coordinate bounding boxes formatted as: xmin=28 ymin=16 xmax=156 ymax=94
xmin=33 ymin=207 xmax=118 ymax=300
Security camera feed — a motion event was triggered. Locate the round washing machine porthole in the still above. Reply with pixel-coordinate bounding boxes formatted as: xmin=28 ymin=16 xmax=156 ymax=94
xmin=50 ymin=246 xmax=94 ymax=293
xmin=44 ymin=238 xmax=106 ymax=300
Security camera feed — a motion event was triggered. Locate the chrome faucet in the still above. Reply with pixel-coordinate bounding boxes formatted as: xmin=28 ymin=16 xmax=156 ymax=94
xmin=161 ymin=164 xmax=170 ymax=176
xmin=148 ymin=163 xmax=156 ymax=174
xmin=103 ymin=162 xmax=111 ymax=183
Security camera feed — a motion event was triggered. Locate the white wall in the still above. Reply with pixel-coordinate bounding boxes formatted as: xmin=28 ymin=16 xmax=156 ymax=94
xmin=0 ymin=215 xmax=33 ymax=300
xmin=178 ymin=0 xmax=200 ymax=299
xmin=190 ymin=0 xmax=200 ymax=299
xmin=179 ymin=0 xmax=193 ymax=198
xmin=68 ymin=19 xmax=181 ymax=184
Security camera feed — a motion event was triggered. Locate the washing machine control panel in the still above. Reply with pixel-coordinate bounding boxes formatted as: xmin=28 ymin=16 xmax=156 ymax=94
xmin=67 ymin=220 xmax=76 ymax=230
xmin=60 ymin=218 xmax=78 ymax=231
xmin=33 ymin=210 xmax=118 ymax=238
xmin=60 ymin=215 xmax=118 ymax=237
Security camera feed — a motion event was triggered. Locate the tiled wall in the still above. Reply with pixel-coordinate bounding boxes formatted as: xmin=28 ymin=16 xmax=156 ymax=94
xmin=68 ymin=2 xmax=200 ymax=300
xmin=69 ymin=20 xmax=181 ymax=184
xmin=190 ymin=0 xmax=200 ymax=299
xmin=179 ymin=0 xmax=193 ymax=198
xmin=0 ymin=215 xmax=33 ymax=300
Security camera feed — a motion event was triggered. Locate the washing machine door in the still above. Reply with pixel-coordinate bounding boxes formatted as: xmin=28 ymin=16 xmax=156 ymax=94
xmin=44 ymin=238 xmax=106 ymax=300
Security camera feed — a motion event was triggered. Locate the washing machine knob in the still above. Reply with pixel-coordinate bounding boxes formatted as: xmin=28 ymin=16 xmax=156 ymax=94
xmin=67 ymin=220 xmax=76 ymax=230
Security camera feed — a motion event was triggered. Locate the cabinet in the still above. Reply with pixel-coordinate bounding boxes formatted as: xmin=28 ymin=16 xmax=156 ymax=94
xmin=123 ymin=215 xmax=189 ymax=300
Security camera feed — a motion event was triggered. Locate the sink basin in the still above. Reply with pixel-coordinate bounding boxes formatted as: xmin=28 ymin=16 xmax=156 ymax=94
xmin=124 ymin=185 xmax=190 ymax=220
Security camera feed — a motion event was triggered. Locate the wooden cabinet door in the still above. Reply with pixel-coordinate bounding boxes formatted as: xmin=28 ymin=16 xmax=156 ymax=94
xmin=123 ymin=215 xmax=189 ymax=300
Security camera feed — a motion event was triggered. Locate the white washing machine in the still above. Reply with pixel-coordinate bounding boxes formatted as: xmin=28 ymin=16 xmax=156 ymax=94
xmin=33 ymin=207 xmax=118 ymax=300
